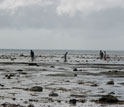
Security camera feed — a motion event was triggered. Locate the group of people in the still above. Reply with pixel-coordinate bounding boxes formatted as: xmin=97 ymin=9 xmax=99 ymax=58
xmin=99 ymin=50 xmax=107 ymax=61
xmin=30 ymin=50 xmax=107 ymax=62
xmin=30 ymin=50 xmax=68 ymax=62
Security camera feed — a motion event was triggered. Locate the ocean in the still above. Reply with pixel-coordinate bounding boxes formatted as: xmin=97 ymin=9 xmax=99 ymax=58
xmin=0 ymin=49 xmax=123 ymax=55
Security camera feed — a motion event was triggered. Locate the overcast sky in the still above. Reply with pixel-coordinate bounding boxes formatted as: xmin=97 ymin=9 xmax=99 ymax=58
xmin=0 ymin=0 xmax=124 ymax=50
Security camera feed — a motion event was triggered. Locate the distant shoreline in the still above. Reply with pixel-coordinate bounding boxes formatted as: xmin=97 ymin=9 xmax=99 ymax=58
xmin=0 ymin=49 xmax=123 ymax=55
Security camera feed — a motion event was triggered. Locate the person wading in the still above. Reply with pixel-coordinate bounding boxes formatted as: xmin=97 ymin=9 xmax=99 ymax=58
xmin=104 ymin=51 xmax=107 ymax=61
xmin=99 ymin=50 xmax=103 ymax=60
xmin=30 ymin=50 xmax=34 ymax=62
xmin=64 ymin=52 xmax=68 ymax=62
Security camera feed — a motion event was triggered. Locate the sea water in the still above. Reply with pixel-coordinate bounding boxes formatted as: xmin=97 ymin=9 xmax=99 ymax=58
xmin=0 ymin=49 xmax=123 ymax=55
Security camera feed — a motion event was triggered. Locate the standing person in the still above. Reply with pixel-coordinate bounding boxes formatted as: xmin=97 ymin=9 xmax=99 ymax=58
xmin=104 ymin=51 xmax=107 ymax=61
xmin=64 ymin=52 xmax=68 ymax=62
xmin=30 ymin=50 xmax=34 ymax=62
xmin=99 ymin=50 xmax=103 ymax=60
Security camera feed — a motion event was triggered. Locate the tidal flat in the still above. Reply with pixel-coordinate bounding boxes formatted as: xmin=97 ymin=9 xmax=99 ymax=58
xmin=0 ymin=53 xmax=124 ymax=107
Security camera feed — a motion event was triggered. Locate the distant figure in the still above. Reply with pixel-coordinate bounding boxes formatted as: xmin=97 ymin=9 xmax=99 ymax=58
xmin=64 ymin=52 xmax=68 ymax=62
xmin=99 ymin=50 xmax=103 ymax=60
xmin=104 ymin=51 xmax=107 ymax=61
xmin=30 ymin=50 xmax=34 ymax=62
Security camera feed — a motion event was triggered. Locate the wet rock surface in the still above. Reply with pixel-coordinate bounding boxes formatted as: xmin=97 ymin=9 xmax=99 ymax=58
xmin=99 ymin=95 xmax=118 ymax=103
xmin=49 ymin=92 xmax=58 ymax=97
xmin=28 ymin=104 xmax=35 ymax=107
xmin=69 ymin=99 xmax=77 ymax=105
xmin=29 ymin=86 xmax=43 ymax=92
xmin=16 ymin=69 xmax=23 ymax=71
xmin=73 ymin=68 xmax=78 ymax=71
xmin=1 ymin=102 xmax=24 ymax=107
xmin=28 ymin=63 xmax=38 ymax=66
xmin=107 ymin=80 xmax=114 ymax=85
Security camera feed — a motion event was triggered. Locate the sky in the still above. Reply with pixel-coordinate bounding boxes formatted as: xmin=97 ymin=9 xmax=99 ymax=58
xmin=0 ymin=0 xmax=124 ymax=50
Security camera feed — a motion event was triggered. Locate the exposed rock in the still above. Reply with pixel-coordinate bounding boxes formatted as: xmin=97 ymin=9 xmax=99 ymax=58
xmin=0 ymin=84 xmax=4 ymax=87
xmin=102 ymin=70 xmax=123 ymax=75
xmin=119 ymin=82 xmax=124 ymax=86
xmin=16 ymin=69 xmax=23 ymax=71
xmin=28 ymin=63 xmax=38 ymax=66
xmin=108 ymin=92 xmax=115 ymax=95
xmin=57 ymin=87 xmax=71 ymax=91
xmin=65 ymin=80 xmax=70 ymax=82
xmin=42 ymin=69 xmax=47 ymax=71
xmin=18 ymin=71 xmax=27 ymax=75
xmin=28 ymin=104 xmax=35 ymax=107
xmin=29 ymin=99 xmax=38 ymax=102
xmin=50 ymin=66 xmax=55 ymax=68
xmin=69 ymin=99 xmax=77 ymax=105
xmin=107 ymin=80 xmax=114 ymax=85
xmin=20 ymin=54 xmax=24 ymax=57
xmin=78 ymin=81 xmax=85 ymax=84
xmin=9 ymin=74 xmax=15 ymax=77
xmin=78 ymin=99 xmax=86 ymax=103
xmin=73 ymin=68 xmax=78 ymax=71
xmin=57 ymin=100 xmax=61 ymax=103
xmin=5 ymin=75 xmax=11 ymax=79
xmin=29 ymin=86 xmax=43 ymax=92
xmin=91 ymin=83 xmax=98 ymax=87
xmin=48 ymin=98 xmax=54 ymax=102
xmin=5 ymin=73 xmax=16 ymax=79
xmin=49 ymin=92 xmax=58 ymax=97
xmin=74 ymin=74 xmax=77 ymax=77
xmin=70 ymin=94 xmax=86 ymax=98
xmin=99 ymin=95 xmax=118 ymax=103
xmin=86 ymin=60 xmax=88 ymax=62
xmin=23 ymin=101 xmax=28 ymax=104
xmin=1 ymin=102 xmax=23 ymax=107
xmin=12 ymin=98 xmax=16 ymax=101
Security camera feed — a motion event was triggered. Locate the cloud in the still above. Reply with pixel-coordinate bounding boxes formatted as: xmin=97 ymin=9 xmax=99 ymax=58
xmin=57 ymin=0 xmax=124 ymax=15
xmin=0 ymin=2 xmax=59 ymax=29
xmin=0 ymin=0 xmax=124 ymax=16
xmin=0 ymin=0 xmax=56 ymax=14
xmin=0 ymin=0 xmax=123 ymax=33
xmin=0 ymin=0 xmax=123 ymax=49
